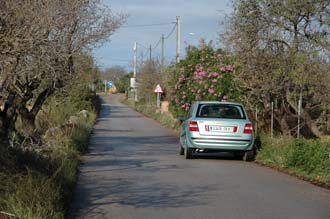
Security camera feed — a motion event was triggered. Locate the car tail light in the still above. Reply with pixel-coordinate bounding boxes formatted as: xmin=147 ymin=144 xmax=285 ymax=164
xmin=243 ymin=123 xmax=253 ymax=134
xmin=189 ymin=121 xmax=199 ymax=132
xmin=233 ymin=126 xmax=238 ymax=133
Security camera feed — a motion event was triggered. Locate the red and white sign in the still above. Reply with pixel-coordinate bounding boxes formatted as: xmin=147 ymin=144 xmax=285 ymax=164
xmin=154 ymin=84 xmax=163 ymax=93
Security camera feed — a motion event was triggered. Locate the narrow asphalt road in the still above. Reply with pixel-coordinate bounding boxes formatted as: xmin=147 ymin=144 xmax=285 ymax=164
xmin=70 ymin=94 xmax=330 ymax=219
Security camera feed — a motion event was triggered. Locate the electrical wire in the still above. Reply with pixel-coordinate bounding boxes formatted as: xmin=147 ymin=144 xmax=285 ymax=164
xmin=121 ymin=22 xmax=176 ymax=28
xmin=138 ymin=43 xmax=150 ymax=51
xmin=152 ymin=38 xmax=162 ymax=50
xmin=128 ymin=21 xmax=178 ymax=62
xmin=165 ymin=23 xmax=177 ymax=39
xmin=152 ymin=23 xmax=177 ymax=50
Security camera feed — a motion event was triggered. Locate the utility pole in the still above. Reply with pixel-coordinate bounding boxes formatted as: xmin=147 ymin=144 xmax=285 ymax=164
xmin=149 ymin=44 xmax=152 ymax=62
xmin=176 ymin=16 xmax=181 ymax=64
xmin=133 ymin=42 xmax=137 ymax=78
xmin=133 ymin=42 xmax=138 ymax=101
xmin=161 ymin=34 xmax=165 ymax=74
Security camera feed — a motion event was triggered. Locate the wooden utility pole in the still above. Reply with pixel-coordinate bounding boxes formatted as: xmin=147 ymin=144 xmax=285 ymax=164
xmin=133 ymin=42 xmax=138 ymax=101
xmin=161 ymin=34 xmax=165 ymax=74
xmin=176 ymin=16 xmax=181 ymax=64
xmin=133 ymin=42 xmax=137 ymax=78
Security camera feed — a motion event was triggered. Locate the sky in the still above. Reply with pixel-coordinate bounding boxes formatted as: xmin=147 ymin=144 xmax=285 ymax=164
xmin=93 ymin=0 xmax=233 ymax=71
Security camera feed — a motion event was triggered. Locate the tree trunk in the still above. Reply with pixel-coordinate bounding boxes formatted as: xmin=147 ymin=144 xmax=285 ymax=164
xmin=286 ymin=89 xmax=320 ymax=138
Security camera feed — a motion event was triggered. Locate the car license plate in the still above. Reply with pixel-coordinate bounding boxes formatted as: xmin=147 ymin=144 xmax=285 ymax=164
xmin=206 ymin=125 xmax=233 ymax=132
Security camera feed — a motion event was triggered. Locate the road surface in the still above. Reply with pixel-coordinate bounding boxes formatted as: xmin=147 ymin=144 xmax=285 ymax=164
xmin=70 ymin=94 xmax=330 ymax=219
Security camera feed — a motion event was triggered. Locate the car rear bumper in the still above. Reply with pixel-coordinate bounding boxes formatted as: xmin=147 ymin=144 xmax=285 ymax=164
xmin=186 ymin=136 xmax=254 ymax=151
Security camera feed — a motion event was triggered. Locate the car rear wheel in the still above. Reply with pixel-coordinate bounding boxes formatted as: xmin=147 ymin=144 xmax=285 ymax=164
xmin=233 ymin=152 xmax=244 ymax=160
xmin=185 ymin=147 xmax=194 ymax=159
xmin=179 ymin=145 xmax=184 ymax=155
xmin=243 ymin=150 xmax=255 ymax=162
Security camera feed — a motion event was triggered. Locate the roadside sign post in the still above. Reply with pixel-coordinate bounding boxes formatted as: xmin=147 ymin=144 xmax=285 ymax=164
xmin=154 ymin=84 xmax=163 ymax=109
xmin=157 ymin=93 xmax=161 ymax=109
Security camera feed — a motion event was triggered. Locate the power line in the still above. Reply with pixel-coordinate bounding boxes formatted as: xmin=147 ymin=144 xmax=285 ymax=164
xmin=165 ymin=23 xmax=177 ymax=39
xmin=151 ymin=23 xmax=177 ymax=51
xmin=138 ymin=43 xmax=150 ymax=51
xmin=122 ymin=22 xmax=176 ymax=28
xmin=152 ymin=38 xmax=162 ymax=50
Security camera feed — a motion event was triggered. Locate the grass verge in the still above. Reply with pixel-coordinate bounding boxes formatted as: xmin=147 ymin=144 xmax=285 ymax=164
xmin=0 ymin=94 xmax=100 ymax=219
xmin=256 ymin=134 xmax=330 ymax=188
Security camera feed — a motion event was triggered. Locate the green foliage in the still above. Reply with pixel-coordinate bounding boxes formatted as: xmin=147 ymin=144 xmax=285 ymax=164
xmin=0 ymin=88 xmax=98 ymax=218
xmin=285 ymin=139 xmax=330 ymax=177
xmin=225 ymin=0 xmax=330 ymax=137
xmin=257 ymin=135 xmax=330 ymax=183
xmin=168 ymin=42 xmax=240 ymax=118
xmin=116 ymin=72 xmax=133 ymax=93
xmin=4 ymin=171 xmax=64 ymax=219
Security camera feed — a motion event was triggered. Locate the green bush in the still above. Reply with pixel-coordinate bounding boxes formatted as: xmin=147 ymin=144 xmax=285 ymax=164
xmin=284 ymin=139 xmax=330 ymax=177
xmin=4 ymin=171 xmax=63 ymax=219
xmin=0 ymin=91 xmax=98 ymax=218
xmin=257 ymin=135 xmax=330 ymax=183
xmin=167 ymin=42 xmax=241 ymax=118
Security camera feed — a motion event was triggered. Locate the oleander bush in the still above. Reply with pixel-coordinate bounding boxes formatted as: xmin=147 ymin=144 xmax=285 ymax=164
xmin=167 ymin=42 xmax=241 ymax=118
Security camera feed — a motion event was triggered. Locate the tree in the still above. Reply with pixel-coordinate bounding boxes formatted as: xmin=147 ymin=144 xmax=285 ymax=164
xmin=137 ymin=59 xmax=162 ymax=102
xmin=224 ymin=0 xmax=330 ymax=137
xmin=116 ymin=72 xmax=133 ymax=93
xmin=102 ymin=66 xmax=127 ymax=87
xmin=0 ymin=0 xmax=126 ymax=143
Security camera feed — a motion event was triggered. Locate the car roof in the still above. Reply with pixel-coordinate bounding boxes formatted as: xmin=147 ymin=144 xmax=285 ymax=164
xmin=194 ymin=101 xmax=244 ymax=106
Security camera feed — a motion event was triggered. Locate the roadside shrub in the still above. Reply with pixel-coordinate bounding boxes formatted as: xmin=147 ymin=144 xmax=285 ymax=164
xmin=168 ymin=42 xmax=240 ymax=118
xmin=4 ymin=171 xmax=63 ymax=219
xmin=256 ymin=134 xmax=291 ymax=167
xmin=257 ymin=135 xmax=330 ymax=183
xmin=284 ymin=139 xmax=330 ymax=178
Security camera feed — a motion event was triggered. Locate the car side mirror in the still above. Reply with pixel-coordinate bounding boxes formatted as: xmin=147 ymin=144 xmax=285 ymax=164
xmin=178 ymin=115 xmax=185 ymax=124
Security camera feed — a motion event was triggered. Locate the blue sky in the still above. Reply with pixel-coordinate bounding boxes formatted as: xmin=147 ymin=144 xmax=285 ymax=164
xmin=93 ymin=0 xmax=232 ymax=71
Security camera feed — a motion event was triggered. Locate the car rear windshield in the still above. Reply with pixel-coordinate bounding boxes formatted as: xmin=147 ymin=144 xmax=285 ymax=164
xmin=196 ymin=104 xmax=246 ymax=119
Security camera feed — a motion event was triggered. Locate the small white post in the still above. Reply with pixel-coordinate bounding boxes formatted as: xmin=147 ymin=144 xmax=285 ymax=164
xmin=255 ymin=106 xmax=258 ymax=136
xmin=271 ymin=102 xmax=274 ymax=138
xmin=297 ymin=96 xmax=302 ymax=138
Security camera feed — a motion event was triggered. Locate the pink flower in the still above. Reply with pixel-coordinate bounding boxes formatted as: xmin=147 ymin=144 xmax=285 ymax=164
xmin=212 ymin=79 xmax=218 ymax=83
xmin=220 ymin=67 xmax=226 ymax=72
xmin=195 ymin=64 xmax=203 ymax=71
xmin=225 ymin=65 xmax=235 ymax=72
xmin=208 ymin=88 xmax=215 ymax=94
xmin=212 ymin=72 xmax=219 ymax=77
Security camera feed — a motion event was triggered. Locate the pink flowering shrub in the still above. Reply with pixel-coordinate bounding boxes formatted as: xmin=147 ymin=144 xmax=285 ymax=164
xmin=168 ymin=43 xmax=240 ymax=117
